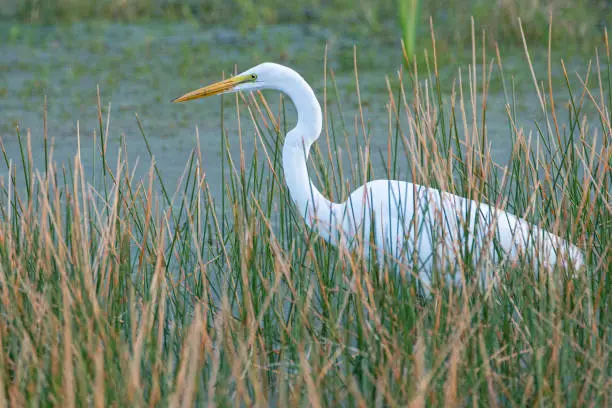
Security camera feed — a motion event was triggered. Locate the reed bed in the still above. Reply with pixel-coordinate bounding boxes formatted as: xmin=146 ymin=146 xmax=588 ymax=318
xmin=0 ymin=23 xmax=609 ymax=406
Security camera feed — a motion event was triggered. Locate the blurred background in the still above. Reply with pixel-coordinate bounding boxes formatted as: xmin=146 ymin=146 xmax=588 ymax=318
xmin=0 ymin=0 xmax=610 ymax=189
xmin=2 ymin=0 xmax=608 ymax=43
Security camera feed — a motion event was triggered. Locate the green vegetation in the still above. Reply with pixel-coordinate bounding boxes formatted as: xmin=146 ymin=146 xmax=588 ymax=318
xmin=0 ymin=23 xmax=609 ymax=406
xmin=398 ymin=0 xmax=421 ymax=62
xmin=2 ymin=0 xmax=610 ymax=48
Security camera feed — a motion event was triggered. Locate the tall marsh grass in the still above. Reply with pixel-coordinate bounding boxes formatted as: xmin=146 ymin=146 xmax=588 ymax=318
xmin=0 ymin=23 xmax=609 ymax=405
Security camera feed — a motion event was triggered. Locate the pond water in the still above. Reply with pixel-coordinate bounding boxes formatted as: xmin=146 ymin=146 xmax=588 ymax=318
xmin=0 ymin=22 xmax=600 ymax=201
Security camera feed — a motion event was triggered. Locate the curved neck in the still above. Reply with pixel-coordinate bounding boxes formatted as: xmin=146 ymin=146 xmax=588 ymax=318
xmin=278 ymin=72 xmax=341 ymax=242
xmin=278 ymin=72 xmax=322 ymax=150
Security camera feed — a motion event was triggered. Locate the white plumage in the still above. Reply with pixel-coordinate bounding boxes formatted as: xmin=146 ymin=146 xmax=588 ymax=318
xmin=175 ymin=62 xmax=584 ymax=286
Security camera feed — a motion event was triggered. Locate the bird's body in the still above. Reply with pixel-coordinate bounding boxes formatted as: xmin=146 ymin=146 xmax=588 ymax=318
xmin=315 ymin=178 xmax=583 ymax=286
xmin=174 ymin=62 xmax=583 ymax=286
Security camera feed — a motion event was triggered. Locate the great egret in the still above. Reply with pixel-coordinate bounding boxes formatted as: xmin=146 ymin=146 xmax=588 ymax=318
xmin=174 ymin=62 xmax=584 ymax=286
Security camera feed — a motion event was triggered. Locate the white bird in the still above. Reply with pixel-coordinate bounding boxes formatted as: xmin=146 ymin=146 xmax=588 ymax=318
xmin=174 ymin=62 xmax=584 ymax=287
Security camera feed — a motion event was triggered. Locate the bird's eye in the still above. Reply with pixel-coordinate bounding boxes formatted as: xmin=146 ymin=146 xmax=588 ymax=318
xmin=250 ymin=74 xmax=257 ymax=80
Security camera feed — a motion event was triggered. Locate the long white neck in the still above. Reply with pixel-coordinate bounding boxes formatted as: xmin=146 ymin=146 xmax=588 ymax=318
xmin=278 ymin=70 xmax=341 ymax=243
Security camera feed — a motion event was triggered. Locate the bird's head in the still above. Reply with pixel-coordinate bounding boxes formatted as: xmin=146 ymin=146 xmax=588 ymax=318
xmin=172 ymin=62 xmax=293 ymax=103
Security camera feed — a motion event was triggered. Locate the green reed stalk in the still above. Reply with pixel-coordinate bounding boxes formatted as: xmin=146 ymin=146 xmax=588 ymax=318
xmin=398 ymin=0 xmax=421 ymax=63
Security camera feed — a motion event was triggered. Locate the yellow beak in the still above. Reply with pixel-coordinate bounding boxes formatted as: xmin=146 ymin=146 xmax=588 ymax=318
xmin=172 ymin=74 xmax=253 ymax=103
